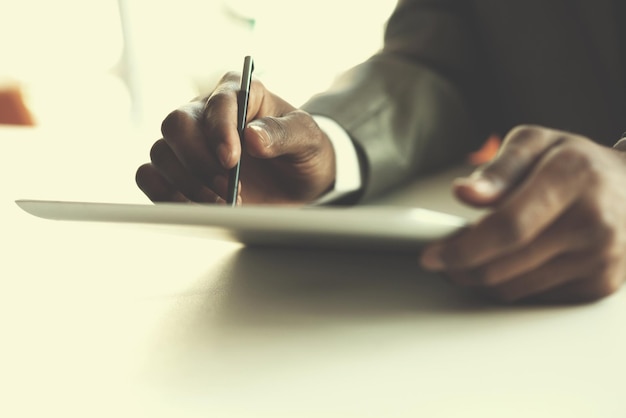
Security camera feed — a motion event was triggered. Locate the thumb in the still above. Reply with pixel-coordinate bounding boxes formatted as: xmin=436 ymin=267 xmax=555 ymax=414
xmin=453 ymin=172 xmax=506 ymax=207
xmin=453 ymin=125 xmax=562 ymax=207
xmin=244 ymin=110 xmax=321 ymax=160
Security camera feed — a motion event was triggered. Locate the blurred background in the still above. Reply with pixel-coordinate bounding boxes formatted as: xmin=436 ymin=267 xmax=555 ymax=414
xmin=0 ymin=0 xmax=396 ymax=134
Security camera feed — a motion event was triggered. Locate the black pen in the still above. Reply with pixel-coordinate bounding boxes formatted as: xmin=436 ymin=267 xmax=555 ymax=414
xmin=227 ymin=56 xmax=254 ymax=206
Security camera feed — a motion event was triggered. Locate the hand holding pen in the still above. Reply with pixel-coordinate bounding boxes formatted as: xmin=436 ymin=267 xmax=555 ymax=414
xmin=136 ymin=57 xmax=337 ymax=206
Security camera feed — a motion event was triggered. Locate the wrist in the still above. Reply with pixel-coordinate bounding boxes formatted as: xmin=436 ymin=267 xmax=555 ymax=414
xmin=310 ymin=115 xmax=362 ymax=205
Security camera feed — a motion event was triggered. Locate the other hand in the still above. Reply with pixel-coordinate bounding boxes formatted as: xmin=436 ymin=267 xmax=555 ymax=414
xmin=420 ymin=125 xmax=626 ymax=304
xmin=136 ymin=72 xmax=336 ymax=205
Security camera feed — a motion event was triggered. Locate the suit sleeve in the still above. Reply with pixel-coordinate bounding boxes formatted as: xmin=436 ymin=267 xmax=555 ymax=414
xmin=301 ymin=0 xmax=491 ymax=201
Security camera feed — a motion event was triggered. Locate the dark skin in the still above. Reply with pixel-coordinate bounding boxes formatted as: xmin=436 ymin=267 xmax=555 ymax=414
xmin=137 ymin=75 xmax=626 ymax=304
xmin=421 ymin=126 xmax=626 ymax=304
xmin=136 ymin=72 xmax=336 ymax=206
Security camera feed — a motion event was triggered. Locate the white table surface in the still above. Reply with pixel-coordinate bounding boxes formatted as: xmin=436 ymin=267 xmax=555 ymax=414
xmin=1 ymin=126 xmax=625 ymax=418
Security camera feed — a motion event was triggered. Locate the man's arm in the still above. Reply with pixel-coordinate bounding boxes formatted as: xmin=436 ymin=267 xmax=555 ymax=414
xmin=302 ymin=0 xmax=491 ymax=200
xmin=135 ymin=0 xmax=491 ymax=207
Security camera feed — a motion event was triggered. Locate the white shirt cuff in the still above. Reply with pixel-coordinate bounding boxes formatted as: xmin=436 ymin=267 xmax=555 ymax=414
xmin=311 ymin=115 xmax=362 ymax=205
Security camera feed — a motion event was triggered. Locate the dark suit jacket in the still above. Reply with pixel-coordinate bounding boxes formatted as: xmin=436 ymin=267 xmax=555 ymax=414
xmin=302 ymin=0 xmax=626 ymax=200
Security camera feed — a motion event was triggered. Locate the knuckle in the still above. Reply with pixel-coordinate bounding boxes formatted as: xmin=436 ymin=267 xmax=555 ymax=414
xmin=204 ymin=91 xmax=231 ymax=113
xmin=294 ymin=110 xmax=325 ymax=146
xmin=505 ymin=124 xmax=543 ymax=145
xmin=552 ymin=141 xmax=605 ymax=187
xmin=472 ymin=267 xmax=498 ymax=286
xmin=488 ymin=212 xmax=530 ymax=248
xmin=263 ymin=116 xmax=289 ymax=143
xmin=509 ymin=124 xmax=542 ymax=137
xmin=584 ymin=205 xmax=619 ymax=246
xmin=480 ymin=266 xmax=503 ymax=286
xmin=214 ymin=72 xmax=253 ymax=98
xmin=250 ymin=78 xmax=265 ymax=92
xmin=597 ymin=222 xmax=618 ymax=248
xmin=161 ymin=108 xmax=194 ymax=140
xmin=591 ymin=257 xmax=612 ymax=279
xmin=135 ymin=163 xmax=153 ymax=187
xmin=439 ymin=244 xmax=471 ymax=268
xmin=292 ymin=109 xmax=315 ymax=128
xmin=555 ymin=143 xmax=593 ymax=171
xmin=149 ymin=139 xmax=170 ymax=165
xmin=596 ymin=247 xmax=621 ymax=272
xmin=219 ymin=71 xmax=241 ymax=84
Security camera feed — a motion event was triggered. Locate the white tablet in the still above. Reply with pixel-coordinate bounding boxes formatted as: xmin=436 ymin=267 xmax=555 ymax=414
xmin=15 ymin=200 xmax=466 ymax=252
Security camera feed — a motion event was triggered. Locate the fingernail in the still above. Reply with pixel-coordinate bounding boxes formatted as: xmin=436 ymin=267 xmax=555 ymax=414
xmin=217 ymin=144 xmax=232 ymax=168
xmin=249 ymin=124 xmax=271 ymax=148
xmin=456 ymin=174 xmax=500 ymax=197
xmin=420 ymin=244 xmax=445 ymax=271
xmin=472 ymin=177 xmax=498 ymax=196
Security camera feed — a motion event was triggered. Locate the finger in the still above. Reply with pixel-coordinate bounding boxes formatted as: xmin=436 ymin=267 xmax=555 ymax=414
xmin=198 ymin=77 xmax=240 ymax=169
xmin=454 ymin=125 xmax=565 ymax=207
xmin=245 ymin=110 xmax=325 ymax=160
xmin=422 ymin=138 xmax=591 ymax=271
xmin=200 ymin=75 xmax=296 ymax=169
xmin=529 ymin=245 xmax=625 ymax=304
xmin=161 ymin=102 xmax=224 ymax=183
xmin=149 ymin=139 xmax=224 ymax=203
xmin=525 ymin=276 xmax=621 ymax=304
xmin=449 ymin=204 xmax=595 ymax=286
xmin=482 ymin=251 xmax=599 ymax=303
xmin=210 ymin=174 xmax=241 ymax=203
xmin=135 ymin=163 xmax=189 ymax=203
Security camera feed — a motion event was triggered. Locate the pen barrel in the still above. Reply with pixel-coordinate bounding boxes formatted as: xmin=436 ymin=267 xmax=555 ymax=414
xmin=227 ymin=56 xmax=253 ymax=206
xmin=228 ymin=90 xmax=247 ymax=206
xmin=227 ymin=162 xmax=241 ymax=207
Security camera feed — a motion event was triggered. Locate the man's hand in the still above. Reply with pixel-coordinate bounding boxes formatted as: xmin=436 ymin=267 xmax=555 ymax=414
xmin=420 ymin=125 xmax=626 ymax=303
xmin=136 ymin=72 xmax=336 ymax=205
